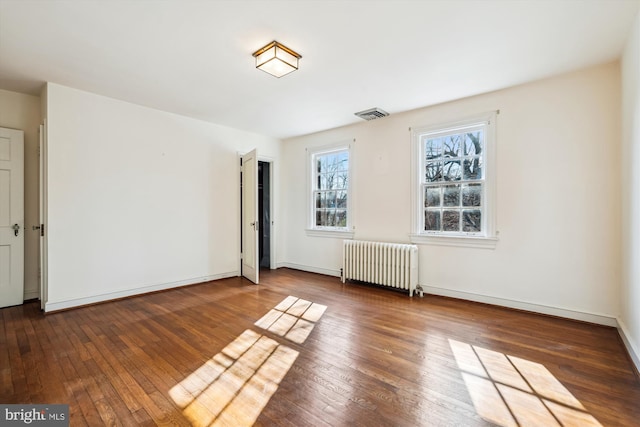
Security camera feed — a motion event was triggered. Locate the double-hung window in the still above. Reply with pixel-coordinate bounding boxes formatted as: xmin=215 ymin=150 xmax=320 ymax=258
xmin=307 ymin=142 xmax=354 ymax=238
xmin=411 ymin=112 xmax=497 ymax=248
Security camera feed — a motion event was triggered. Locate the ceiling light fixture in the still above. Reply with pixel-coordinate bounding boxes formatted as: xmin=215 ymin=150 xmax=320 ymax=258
xmin=252 ymin=41 xmax=301 ymax=78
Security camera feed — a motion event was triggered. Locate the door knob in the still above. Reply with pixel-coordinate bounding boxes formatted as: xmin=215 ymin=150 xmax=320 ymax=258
xmin=12 ymin=223 xmax=20 ymax=236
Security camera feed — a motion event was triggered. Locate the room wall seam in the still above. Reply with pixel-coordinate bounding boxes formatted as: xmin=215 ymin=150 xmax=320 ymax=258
xmin=617 ymin=318 xmax=640 ymax=376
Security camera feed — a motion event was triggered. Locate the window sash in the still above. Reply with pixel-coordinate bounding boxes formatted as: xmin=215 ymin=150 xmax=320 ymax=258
xmin=311 ymin=147 xmax=350 ymax=231
xmin=422 ymin=182 xmax=485 ymax=235
xmin=413 ymin=113 xmax=495 ymax=241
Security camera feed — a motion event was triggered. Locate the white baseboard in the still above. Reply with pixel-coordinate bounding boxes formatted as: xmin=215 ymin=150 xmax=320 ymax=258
xmin=421 ymin=284 xmax=618 ymax=327
xmin=276 ymin=266 xmax=618 ymax=327
xmin=277 ymin=265 xmax=638 ymax=373
xmin=277 ymin=262 xmax=341 ymax=278
xmin=617 ymin=318 xmax=640 ymax=375
xmin=23 ymin=289 xmax=39 ymax=301
xmin=44 ymin=271 xmax=238 ymax=312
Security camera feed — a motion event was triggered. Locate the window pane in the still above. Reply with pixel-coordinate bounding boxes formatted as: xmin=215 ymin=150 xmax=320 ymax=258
xmin=462 ymin=184 xmax=482 ymax=207
xmin=425 ymin=210 xmax=441 ymax=231
xmin=337 ymin=191 xmax=347 ymax=208
xmin=337 ymin=171 xmax=348 ymax=189
xmin=443 ymin=185 xmax=460 ymax=206
xmin=315 ymin=210 xmax=326 ymax=226
xmin=426 ymin=161 xmax=442 ymax=182
xmin=320 ymin=173 xmax=327 ymax=189
xmin=336 ymin=209 xmax=347 ymax=227
xmin=315 ymin=192 xmax=322 ymax=208
xmin=320 ymin=156 xmax=329 ymax=173
xmin=331 ymin=173 xmax=338 ymax=189
xmin=322 ymin=155 xmax=330 ymax=172
xmin=327 ymin=210 xmax=336 ymax=227
xmin=443 ymin=210 xmax=460 ymax=231
xmin=331 ymin=172 xmax=339 ymax=189
xmin=326 ymin=191 xmax=336 ymax=208
xmin=443 ymin=160 xmax=461 ymax=181
xmin=316 ymin=158 xmax=322 ymax=173
xmin=463 ymin=156 xmax=482 ymax=180
xmin=443 ymin=134 xmax=462 ymax=157
xmin=425 ymin=187 xmax=440 ymax=207
xmin=337 ymin=153 xmax=349 ymax=171
xmin=464 ymin=131 xmax=483 ymax=156
xmin=462 ymin=210 xmax=482 ymax=232
xmin=328 ymin=154 xmax=338 ymax=171
xmin=425 ymin=137 xmax=443 ymax=160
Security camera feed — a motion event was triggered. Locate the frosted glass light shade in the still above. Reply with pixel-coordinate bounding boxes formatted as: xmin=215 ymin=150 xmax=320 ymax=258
xmin=253 ymin=41 xmax=301 ymax=78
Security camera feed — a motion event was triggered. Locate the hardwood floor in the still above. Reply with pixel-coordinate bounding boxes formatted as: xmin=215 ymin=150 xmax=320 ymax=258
xmin=1 ymin=268 xmax=639 ymax=426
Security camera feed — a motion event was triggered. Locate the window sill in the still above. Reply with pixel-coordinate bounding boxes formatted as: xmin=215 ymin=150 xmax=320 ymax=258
xmin=409 ymin=233 xmax=498 ymax=249
xmin=306 ymin=228 xmax=355 ymax=239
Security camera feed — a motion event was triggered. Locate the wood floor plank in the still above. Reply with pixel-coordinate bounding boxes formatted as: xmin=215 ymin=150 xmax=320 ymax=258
xmin=1 ymin=268 xmax=639 ymax=426
xmin=0 ymin=309 xmax=15 ymax=397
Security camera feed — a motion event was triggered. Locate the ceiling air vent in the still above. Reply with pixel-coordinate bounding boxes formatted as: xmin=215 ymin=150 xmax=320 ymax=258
xmin=354 ymin=107 xmax=389 ymax=121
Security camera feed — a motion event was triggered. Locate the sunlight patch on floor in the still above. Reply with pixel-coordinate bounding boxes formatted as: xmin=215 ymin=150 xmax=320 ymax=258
xmin=255 ymin=296 xmax=327 ymax=344
xmin=170 ymin=329 xmax=298 ymax=427
xmin=170 ymin=296 xmax=327 ymax=426
xmin=448 ymin=339 xmax=602 ymax=427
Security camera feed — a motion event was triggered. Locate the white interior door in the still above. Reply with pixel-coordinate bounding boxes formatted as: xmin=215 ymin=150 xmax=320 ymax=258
xmin=0 ymin=127 xmax=24 ymax=308
xmin=241 ymin=149 xmax=259 ymax=284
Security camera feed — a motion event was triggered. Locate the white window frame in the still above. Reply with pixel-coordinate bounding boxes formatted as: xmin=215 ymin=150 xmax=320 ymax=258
xmin=306 ymin=141 xmax=355 ymax=238
xmin=410 ymin=112 xmax=498 ymax=248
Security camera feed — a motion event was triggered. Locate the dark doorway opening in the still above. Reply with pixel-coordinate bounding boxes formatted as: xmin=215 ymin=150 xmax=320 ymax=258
xmin=258 ymin=161 xmax=271 ymax=268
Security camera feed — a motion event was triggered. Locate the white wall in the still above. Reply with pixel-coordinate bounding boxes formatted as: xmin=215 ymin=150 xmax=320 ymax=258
xmin=43 ymin=83 xmax=281 ymax=310
xmin=282 ymin=63 xmax=621 ymax=325
xmin=621 ymin=11 xmax=640 ymax=371
xmin=0 ymin=89 xmax=42 ymax=300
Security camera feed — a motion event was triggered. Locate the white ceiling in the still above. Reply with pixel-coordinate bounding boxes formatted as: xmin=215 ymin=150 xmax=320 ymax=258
xmin=0 ymin=0 xmax=638 ymax=139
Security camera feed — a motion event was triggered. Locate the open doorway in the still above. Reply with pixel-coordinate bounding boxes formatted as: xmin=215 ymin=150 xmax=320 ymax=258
xmin=258 ymin=161 xmax=271 ymax=269
xmin=240 ymin=155 xmax=273 ymax=282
